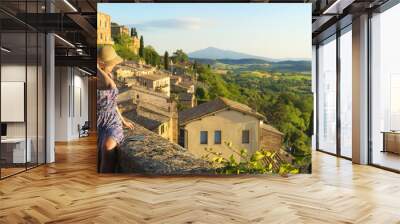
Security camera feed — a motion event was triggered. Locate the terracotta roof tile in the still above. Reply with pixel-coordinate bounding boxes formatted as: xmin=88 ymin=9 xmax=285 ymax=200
xmin=179 ymin=97 xmax=265 ymax=125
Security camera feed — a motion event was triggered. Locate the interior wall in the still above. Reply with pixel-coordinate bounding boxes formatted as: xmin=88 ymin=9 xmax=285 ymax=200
xmin=54 ymin=67 xmax=89 ymax=141
xmin=55 ymin=66 xmax=69 ymax=141
xmin=72 ymin=72 xmax=89 ymax=138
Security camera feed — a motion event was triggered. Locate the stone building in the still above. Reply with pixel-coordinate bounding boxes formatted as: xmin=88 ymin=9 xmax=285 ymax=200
xmin=178 ymin=97 xmax=283 ymax=160
xmin=170 ymin=75 xmax=195 ymax=109
xmin=123 ymin=107 xmax=171 ymax=140
xmin=122 ymin=85 xmax=179 ymax=143
xmin=171 ymin=81 xmax=195 ymax=94
xmin=178 ymin=92 xmax=197 ymax=109
xmin=170 ymin=75 xmax=182 ymax=85
xmin=115 ymin=65 xmax=136 ymax=82
xmin=123 ymin=61 xmax=156 ymax=76
xmin=136 ymin=73 xmax=170 ymax=97
xmin=97 ymin=12 xmax=113 ymax=45
xmin=130 ymin=36 xmax=140 ymax=55
xmin=111 ymin=24 xmax=129 ymax=38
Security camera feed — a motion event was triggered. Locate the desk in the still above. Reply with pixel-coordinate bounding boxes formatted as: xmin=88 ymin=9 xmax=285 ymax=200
xmin=382 ymin=131 xmax=400 ymax=154
xmin=1 ymin=138 xmax=31 ymax=163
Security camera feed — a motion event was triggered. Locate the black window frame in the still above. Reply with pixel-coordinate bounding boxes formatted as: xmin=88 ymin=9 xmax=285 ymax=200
xmin=214 ymin=130 xmax=221 ymax=144
xmin=242 ymin=130 xmax=250 ymax=144
xmin=200 ymin=131 xmax=208 ymax=145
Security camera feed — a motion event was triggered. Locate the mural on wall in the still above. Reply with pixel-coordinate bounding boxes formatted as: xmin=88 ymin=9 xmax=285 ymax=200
xmin=97 ymin=3 xmax=313 ymax=174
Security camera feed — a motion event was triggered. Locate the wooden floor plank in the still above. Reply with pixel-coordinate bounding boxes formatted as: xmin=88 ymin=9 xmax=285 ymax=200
xmin=0 ymin=135 xmax=400 ymax=223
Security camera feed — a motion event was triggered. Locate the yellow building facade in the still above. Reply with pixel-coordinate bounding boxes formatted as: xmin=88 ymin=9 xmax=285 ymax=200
xmin=181 ymin=110 xmax=261 ymax=160
xmin=97 ymin=12 xmax=113 ymax=45
xmin=130 ymin=36 xmax=140 ymax=55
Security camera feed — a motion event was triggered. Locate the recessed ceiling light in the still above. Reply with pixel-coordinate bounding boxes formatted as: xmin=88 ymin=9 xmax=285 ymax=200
xmin=54 ymin=34 xmax=75 ymax=48
xmin=63 ymin=0 xmax=78 ymax=12
xmin=322 ymin=0 xmax=354 ymax=15
xmin=1 ymin=47 xmax=11 ymax=53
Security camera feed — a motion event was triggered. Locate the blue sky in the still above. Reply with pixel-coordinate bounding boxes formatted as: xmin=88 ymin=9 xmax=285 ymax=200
xmin=98 ymin=3 xmax=311 ymax=60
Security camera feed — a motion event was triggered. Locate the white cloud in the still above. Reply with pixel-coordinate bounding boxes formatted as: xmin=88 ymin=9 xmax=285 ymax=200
xmin=129 ymin=18 xmax=212 ymax=30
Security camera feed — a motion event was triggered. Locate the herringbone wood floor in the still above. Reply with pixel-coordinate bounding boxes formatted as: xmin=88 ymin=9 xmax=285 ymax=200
xmin=1 ymin=135 xmax=400 ymax=224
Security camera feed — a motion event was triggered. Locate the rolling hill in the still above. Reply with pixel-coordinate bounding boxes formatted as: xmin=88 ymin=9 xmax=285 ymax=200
xmin=188 ymin=47 xmax=310 ymax=62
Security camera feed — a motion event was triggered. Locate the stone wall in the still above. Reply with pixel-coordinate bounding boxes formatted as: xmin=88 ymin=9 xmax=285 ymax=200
xmin=118 ymin=124 xmax=213 ymax=174
xmin=259 ymin=128 xmax=283 ymax=152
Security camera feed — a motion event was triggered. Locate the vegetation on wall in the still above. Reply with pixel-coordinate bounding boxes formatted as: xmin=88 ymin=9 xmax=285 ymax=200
xmin=203 ymin=142 xmax=299 ymax=176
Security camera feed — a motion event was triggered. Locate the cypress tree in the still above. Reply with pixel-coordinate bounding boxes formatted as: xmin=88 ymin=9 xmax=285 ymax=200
xmin=139 ymin=36 xmax=144 ymax=58
xmin=164 ymin=51 xmax=169 ymax=70
xmin=131 ymin=28 xmax=137 ymax=37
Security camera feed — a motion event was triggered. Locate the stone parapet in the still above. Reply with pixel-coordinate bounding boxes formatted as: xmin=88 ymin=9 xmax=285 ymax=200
xmin=118 ymin=124 xmax=213 ymax=174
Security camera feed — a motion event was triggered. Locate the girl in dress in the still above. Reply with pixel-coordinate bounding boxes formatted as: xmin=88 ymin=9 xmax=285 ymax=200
xmin=97 ymin=46 xmax=134 ymax=173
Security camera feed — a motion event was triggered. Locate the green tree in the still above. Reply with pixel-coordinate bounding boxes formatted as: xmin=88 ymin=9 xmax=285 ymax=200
xmin=113 ymin=44 xmax=139 ymax=61
xmin=144 ymin=46 xmax=161 ymax=66
xmin=131 ymin=28 xmax=137 ymax=37
xmin=139 ymin=35 xmax=144 ymax=58
xmin=195 ymin=86 xmax=208 ymax=99
xmin=164 ymin=51 xmax=169 ymax=70
xmin=114 ymin=33 xmax=131 ymax=46
xmin=113 ymin=33 xmax=139 ymax=61
xmin=172 ymin=49 xmax=189 ymax=63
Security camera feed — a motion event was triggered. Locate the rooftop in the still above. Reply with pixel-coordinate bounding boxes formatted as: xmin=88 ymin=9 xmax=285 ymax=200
xmin=179 ymin=92 xmax=195 ymax=101
xmin=124 ymin=110 xmax=168 ymax=131
xmin=261 ymin=123 xmax=283 ymax=135
xmin=139 ymin=73 xmax=169 ymax=81
xmin=179 ymin=97 xmax=265 ymax=125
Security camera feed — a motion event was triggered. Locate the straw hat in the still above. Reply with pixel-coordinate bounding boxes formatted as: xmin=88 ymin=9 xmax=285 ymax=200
xmin=98 ymin=45 xmax=123 ymax=67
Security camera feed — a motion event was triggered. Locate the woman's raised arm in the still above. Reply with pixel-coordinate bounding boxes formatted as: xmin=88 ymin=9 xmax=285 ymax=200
xmin=97 ymin=63 xmax=117 ymax=89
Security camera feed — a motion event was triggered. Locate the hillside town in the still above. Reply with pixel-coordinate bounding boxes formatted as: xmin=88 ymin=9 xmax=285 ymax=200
xmin=97 ymin=12 xmax=287 ymax=161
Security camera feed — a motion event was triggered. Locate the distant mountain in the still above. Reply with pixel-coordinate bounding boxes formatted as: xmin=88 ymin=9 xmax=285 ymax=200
xmin=190 ymin=58 xmax=269 ymax=65
xmin=188 ymin=47 xmax=276 ymax=61
xmin=188 ymin=47 xmax=310 ymax=62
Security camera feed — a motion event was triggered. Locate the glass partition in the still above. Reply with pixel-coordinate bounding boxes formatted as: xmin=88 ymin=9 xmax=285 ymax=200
xmin=371 ymin=3 xmax=400 ymax=171
xmin=0 ymin=1 xmax=46 ymax=179
xmin=339 ymin=27 xmax=352 ymax=158
xmin=317 ymin=35 xmax=337 ymax=154
xmin=0 ymin=31 xmax=28 ymax=177
xmin=27 ymin=31 xmax=38 ymax=169
xmin=38 ymin=32 xmax=46 ymax=165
